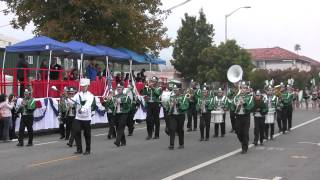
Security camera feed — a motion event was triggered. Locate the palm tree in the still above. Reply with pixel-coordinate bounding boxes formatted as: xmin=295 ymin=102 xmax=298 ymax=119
xmin=294 ymin=44 xmax=301 ymax=54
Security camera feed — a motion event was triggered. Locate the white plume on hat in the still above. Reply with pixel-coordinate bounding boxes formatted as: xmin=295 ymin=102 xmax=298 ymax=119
xmin=80 ymin=78 xmax=90 ymax=86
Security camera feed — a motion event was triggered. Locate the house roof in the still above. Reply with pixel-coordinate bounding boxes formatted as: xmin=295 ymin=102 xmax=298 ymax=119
xmin=247 ymin=47 xmax=301 ymax=61
xmin=300 ymin=56 xmax=320 ymax=66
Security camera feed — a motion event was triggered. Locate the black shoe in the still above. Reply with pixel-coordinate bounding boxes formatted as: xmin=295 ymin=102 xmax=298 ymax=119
xmin=65 ymin=137 xmax=69 ymax=140
xmin=83 ymin=151 xmax=90 ymax=155
xmin=213 ymin=135 xmax=218 ymax=138
xmin=187 ymin=128 xmax=192 ymax=132
xmin=16 ymin=143 xmax=23 ymax=147
xmin=205 ymin=138 xmax=209 ymax=141
xmin=260 ymin=143 xmax=264 ymax=146
xmin=230 ymin=129 xmax=235 ymax=133
xmin=253 ymin=142 xmax=258 ymax=146
xmin=60 ymin=136 xmax=65 ymax=140
xmin=67 ymin=143 xmax=73 ymax=147
xmin=128 ymin=133 xmax=133 ymax=136
xmin=153 ymin=136 xmax=159 ymax=139
xmin=241 ymin=150 xmax=247 ymax=154
xmin=120 ymin=142 xmax=126 ymax=146
xmin=145 ymin=136 xmax=152 ymax=140
xmin=199 ymin=138 xmax=204 ymax=141
xmin=114 ymin=141 xmax=120 ymax=147
xmin=168 ymin=146 xmax=174 ymax=150
xmin=270 ymin=137 xmax=274 ymax=140
xmin=74 ymin=151 xmax=83 ymax=154
xmin=178 ymin=145 xmax=184 ymax=149
xmin=193 ymin=128 xmax=197 ymax=131
xmin=26 ymin=143 xmax=33 ymax=147
xmin=221 ymin=134 xmax=225 ymax=137
xmin=107 ymin=135 xmax=112 ymax=140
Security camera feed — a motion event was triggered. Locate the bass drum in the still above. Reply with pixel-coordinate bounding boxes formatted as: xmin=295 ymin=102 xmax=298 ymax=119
xmin=161 ymin=91 xmax=172 ymax=106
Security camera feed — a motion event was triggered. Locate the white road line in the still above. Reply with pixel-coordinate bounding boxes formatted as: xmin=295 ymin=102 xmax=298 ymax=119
xmin=298 ymin=142 xmax=320 ymax=146
xmin=34 ymin=141 xmax=59 ymax=146
xmin=236 ymin=176 xmax=271 ymax=180
xmin=272 ymin=177 xmax=283 ymax=180
xmin=93 ymin=124 xmax=165 ymax=137
xmin=162 ymin=116 xmax=320 ymax=180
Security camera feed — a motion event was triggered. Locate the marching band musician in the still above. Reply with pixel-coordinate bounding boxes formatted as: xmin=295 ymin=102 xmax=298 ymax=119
xmin=58 ymin=87 xmax=68 ymax=140
xmin=187 ymin=80 xmax=201 ymax=132
xmin=126 ymin=84 xmax=137 ymax=136
xmin=233 ymin=82 xmax=254 ymax=154
xmin=264 ymin=86 xmax=277 ymax=140
xmin=102 ymin=89 xmax=116 ymax=140
xmin=71 ymin=78 xmax=94 ymax=155
xmin=213 ymin=88 xmax=227 ymax=138
xmin=198 ymin=87 xmax=214 ymax=141
xmin=252 ymin=90 xmax=268 ymax=146
xmin=168 ymin=85 xmax=189 ymax=150
xmin=66 ymin=87 xmax=77 ymax=147
xmin=17 ymin=89 xmax=36 ymax=147
xmin=227 ymin=84 xmax=237 ymax=133
xmin=285 ymin=85 xmax=294 ymax=132
xmin=278 ymin=85 xmax=294 ymax=134
xmin=113 ymin=84 xmax=131 ymax=147
xmin=276 ymin=82 xmax=285 ymax=133
xmin=140 ymin=76 xmax=162 ymax=140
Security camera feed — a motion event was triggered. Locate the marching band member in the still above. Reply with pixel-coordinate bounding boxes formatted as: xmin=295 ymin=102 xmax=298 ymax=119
xmin=311 ymin=88 xmax=318 ymax=109
xmin=252 ymin=90 xmax=268 ymax=146
xmin=102 ymin=89 xmax=116 ymax=140
xmin=17 ymin=89 xmax=36 ymax=147
xmin=234 ymin=83 xmax=254 ymax=154
xmin=302 ymin=87 xmax=310 ymax=109
xmin=58 ymin=87 xmax=68 ymax=140
xmin=264 ymin=86 xmax=277 ymax=140
xmin=113 ymin=84 xmax=131 ymax=147
xmin=140 ymin=76 xmax=162 ymax=140
xmin=276 ymin=83 xmax=285 ymax=132
xmin=168 ymin=85 xmax=189 ymax=149
xmin=71 ymin=78 xmax=94 ymax=155
xmin=66 ymin=87 xmax=77 ymax=147
xmin=279 ymin=84 xmax=294 ymax=134
xmin=227 ymin=84 xmax=237 ymax=133
xmin=126 ymin=84 xmax=137 ymax=136
xmin=187 ymin=80 xmax=201 ymax=132
xmin=285 ymin=85 xmax=294 ymax=132
xmin=198 ymin=87 xmax=214 ymax=141
xmin=213 ymin=88 xmax=227 ymax=138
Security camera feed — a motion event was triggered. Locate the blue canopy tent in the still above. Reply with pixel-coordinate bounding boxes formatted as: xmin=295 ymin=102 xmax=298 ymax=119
xmin=4 ymin=36 xmax=76 ymax=97
xmin=144 ymin=53 xmax=166 ymax=73
xmin=64 ymin=40 xmax=107 ymax=78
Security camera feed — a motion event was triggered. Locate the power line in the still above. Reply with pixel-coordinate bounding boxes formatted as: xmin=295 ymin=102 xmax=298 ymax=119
xmin=0 ymin=24 xmax=10 ymax=28
xmin=166 ymin=0 xmax=192 ymax=11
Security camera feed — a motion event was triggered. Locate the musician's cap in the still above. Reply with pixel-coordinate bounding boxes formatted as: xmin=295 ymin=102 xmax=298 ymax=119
xmin=202 ymin=87 xmax=208 ymax=92
xmin=280 ymin=82 xmax=284 ymax=87
xmin=255 ymin=90 xmax=262 ymax=96
xmin=173 ymin=85 xmax=179 ymax=90
xmin=68 ymin=87 xmax=77 ymax=93
xmin=64 ymin=87 xmax=68 ymax=92
xmin=151 ymin=76 xmax=158 ymax=82
xmin=80 ymin=78 xmax=90 ymax=86
xmin=218 ymin=88 xmax=223 ymax=92
xmin=24 ymin=89 xmax=31 ymax=94
xmin=117 ymin=83 xmax=124 ymax=88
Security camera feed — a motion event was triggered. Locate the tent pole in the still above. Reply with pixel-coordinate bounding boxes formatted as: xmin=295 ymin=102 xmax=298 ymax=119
xmin=1 ymin=51 xmax=6 ymax=93
xmin=35 ymin=55 xmax=40 ymax=80
xmin=129 ymin=59 xmax=132 ymax=83
xmin=46 ymin=50 xmax=52 ymax=97
xmin=79 ymin=53 xmax=84 ymax=90
xmin=149 ymin=63 xmax=152 ymax=73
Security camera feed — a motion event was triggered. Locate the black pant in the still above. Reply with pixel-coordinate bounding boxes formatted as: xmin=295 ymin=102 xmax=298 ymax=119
xmin=187 ymin=102 xmax=197 ymax=130
xmin=287 ymin=106 xmax=293 ymax=130
xmin=18 ymin=77 xmax=25 ymax=98
xmin=164 ymin=110 xmax=170 ymax=135
xmin=146 ymin=102 xmax=160 ymax=138
xmin=127 ymin=108 xmax=136 ymax=135
xmin=169 ymin=114 xmax=185 ymax=146
xmin=230 ymin=111 xmax=236 ymax=131
xmin=235 ymin=114 xmax=250 ymax=152
xmin=281 ymin=107 xmax=288 ymax=133
xmin=107 ymin=113 xmax=116 ymax=138
xmin=265 ymin=123 xmax=274 ymax=139
xmin=115 ymin=113 xmax=128 ymax=145
xmin=276 ymin=110 xmax=282 ymax=132
xmin=59 ymin=117 xmax=72 ymax=139
xmin=74 ymin=120 xmax=91 ymax=152
xmin=18 ymin=115 xmax=33 ymax=144
xmin=214 ymin=114 xmax=226 ymax=136
xmin=68 ymin=117 xmax=76 ymax=146
xmin=200 ymin=112 xmax=211 ymax=139
xmin=254 ymin=116 xmax=265 ymax=144
xmin=9 ymin=114 xmax=17 ymax=139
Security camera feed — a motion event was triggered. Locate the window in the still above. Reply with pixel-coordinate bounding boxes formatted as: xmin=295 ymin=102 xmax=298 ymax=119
xmin=255 ymin=61 xmax=265 ymax=68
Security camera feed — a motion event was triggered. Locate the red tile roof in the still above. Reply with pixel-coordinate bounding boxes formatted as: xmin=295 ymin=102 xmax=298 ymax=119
xmin=299 ymin=56 xmax=320 ymax=66
xmin=247 ymin=47 xmax=301 ymax=61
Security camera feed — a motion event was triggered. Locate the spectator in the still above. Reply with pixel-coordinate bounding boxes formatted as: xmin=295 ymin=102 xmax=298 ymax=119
xmin=86 ymin=59 xmax=97 ymax=81
xmin=140 ymin=68 xmax=146 ymax=82
xmin=95 ymin=64 xmax=102 ymax=78
xmin=8 ymin=94 xmax=18 ymax=140
xmin=136 ymin=73 xmax=142 ymax=82
xmin=0 ymin=94 xmax=15 ymax=142
xmin=131 ymin=70 xmax=136 ymax=81
xmin=39 ymin=59 xmax=49 ymax=80
xmin=68 ymin=68 xmax=79 ymax=81
xmin=16 ymin=54 xmax=28 ymax=97
xmin=115 ymin=73 xmax=122 ymax=84
xmin=50 ymin=58 xmax=62 ymax=80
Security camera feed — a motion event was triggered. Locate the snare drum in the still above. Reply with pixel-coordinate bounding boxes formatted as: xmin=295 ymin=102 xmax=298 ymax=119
xmin=211 ymin=110 xmax=224 ymax=123
xmin=265 ymin=108 xmax=275 ymax=124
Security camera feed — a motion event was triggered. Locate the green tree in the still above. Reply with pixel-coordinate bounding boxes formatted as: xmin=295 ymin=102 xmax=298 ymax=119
xmin=2 ymin=0 xmax=170 ymax=54
xmin=198 ymin=40 xmax=253 ymax=84
xmin=171 ymin=9 xmax=214 ymax=80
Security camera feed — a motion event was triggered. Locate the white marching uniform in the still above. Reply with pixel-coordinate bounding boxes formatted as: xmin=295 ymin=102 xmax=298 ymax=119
xmin=71 ymin=91 xmax=94 ymax=121
xmin=265 ymin=95 xmax=277 ymax=124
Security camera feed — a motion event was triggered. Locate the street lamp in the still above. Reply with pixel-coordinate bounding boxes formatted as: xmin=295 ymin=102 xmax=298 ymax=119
xmin=225 ymin=6 xmax=251 ymax=42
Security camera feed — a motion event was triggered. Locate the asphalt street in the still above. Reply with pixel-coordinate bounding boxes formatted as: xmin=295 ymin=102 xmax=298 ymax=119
xmin=0 ymin=109 xmax=319 ymax=180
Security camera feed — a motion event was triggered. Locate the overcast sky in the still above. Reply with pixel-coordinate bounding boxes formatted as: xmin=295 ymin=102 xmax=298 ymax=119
xmin=1 ymin=0 xmax=319 ymax=64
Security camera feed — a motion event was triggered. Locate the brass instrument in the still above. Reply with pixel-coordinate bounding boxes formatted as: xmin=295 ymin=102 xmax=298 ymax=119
xmin=274 ymin=85 xmax=281 ymax=97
